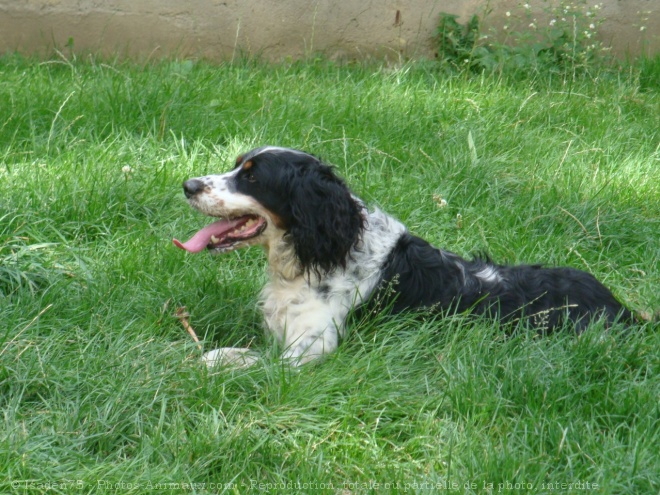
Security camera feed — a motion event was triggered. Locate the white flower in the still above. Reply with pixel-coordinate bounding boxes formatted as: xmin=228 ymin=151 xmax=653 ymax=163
xmin=122 ymin=165 xmax=134 ymax=174
xmin=589 ymin=23 xmax=596 ymax=30
xmin=549 ymin=19 xmax=557 ymax=26
xmin=529 ymin=22 xmax=536 ymax=29
xmin=640 ymin=26 xmax=646 ymax=32
xmin=524 ymin=3 xmax=531 ymax=9
xmin=433 ymin=195 xmax=448 ymax=208
xmin=506 ymin=11 xmax=511 ymax=17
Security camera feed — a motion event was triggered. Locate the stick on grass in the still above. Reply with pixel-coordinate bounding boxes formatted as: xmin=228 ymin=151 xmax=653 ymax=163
xmin=176 ymin=307 xmax=203 ymax=351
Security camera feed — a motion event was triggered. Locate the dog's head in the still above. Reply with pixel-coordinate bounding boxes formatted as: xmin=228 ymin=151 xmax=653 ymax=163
xmin=174 ymin=146 xmax=364 ymax=275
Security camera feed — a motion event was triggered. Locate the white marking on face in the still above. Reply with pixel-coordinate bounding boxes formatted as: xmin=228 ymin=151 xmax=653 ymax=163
xmin=187 ymin=168 xmax=257 ymax=217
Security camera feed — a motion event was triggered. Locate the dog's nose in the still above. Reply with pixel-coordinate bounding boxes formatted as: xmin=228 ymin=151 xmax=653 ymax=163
xmin=183 ymin=179 xmax=206 ymax=198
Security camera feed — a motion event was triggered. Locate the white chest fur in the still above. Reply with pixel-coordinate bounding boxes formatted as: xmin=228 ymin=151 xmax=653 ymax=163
xmin=258 ymin=208 xmax=406 ymax=363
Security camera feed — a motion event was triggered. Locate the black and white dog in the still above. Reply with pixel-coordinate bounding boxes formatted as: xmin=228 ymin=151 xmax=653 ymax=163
xmin=174 ymin=146 xmax=634 ymax=367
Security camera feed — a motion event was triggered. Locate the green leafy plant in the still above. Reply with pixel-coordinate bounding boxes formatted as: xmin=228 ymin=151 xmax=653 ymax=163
xmin=435 ymin=1 xmax=611 ymax=77
xmin=638 ymin=53 xmax=660 ymax=91
xmin=434 ymin=13 xmax=481 ymax=69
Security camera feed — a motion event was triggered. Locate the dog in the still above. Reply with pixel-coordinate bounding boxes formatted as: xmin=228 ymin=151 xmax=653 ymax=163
xmin=174 ymin=146 xmax=635 ymax=367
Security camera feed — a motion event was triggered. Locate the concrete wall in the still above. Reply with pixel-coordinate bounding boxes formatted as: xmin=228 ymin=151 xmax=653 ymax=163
xmin=0 ymin=1 xmax=657 ymax=62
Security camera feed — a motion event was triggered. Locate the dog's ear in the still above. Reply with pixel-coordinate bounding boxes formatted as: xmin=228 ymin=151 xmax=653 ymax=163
xmin=288 ymin=163 xmax=363 ymax=276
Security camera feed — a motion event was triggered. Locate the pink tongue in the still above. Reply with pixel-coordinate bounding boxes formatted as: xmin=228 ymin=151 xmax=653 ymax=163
xmin=173 ymin=218 xmax=244 ymax=253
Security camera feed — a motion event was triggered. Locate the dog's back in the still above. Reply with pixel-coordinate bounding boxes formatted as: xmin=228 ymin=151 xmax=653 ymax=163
xmin=374 ymin=232 xmax=635 ymax=332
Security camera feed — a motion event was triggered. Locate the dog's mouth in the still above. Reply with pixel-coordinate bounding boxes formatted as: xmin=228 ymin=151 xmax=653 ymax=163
xmin=173 ymin=215 xmax=267 ymax=253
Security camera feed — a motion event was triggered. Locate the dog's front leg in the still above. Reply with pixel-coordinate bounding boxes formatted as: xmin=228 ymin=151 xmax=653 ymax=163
xmin=202 ymin=347 xmax=259 ymax=368
xmin=203 ymin=298 xmax=347 ymax=368
xmin=280 ymin=318 xmax=341 ymax=366
xmin=259 ymin=281 xmax=350 ymax=366
xmin=201 ymin=326 xmax=339 ymax=368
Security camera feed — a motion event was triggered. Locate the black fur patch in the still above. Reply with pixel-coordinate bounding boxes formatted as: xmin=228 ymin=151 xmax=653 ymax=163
xmin=233 ymin=148 xmax=364 ymax=276
xmin=371 ymin=233 xmax=635 ymax=332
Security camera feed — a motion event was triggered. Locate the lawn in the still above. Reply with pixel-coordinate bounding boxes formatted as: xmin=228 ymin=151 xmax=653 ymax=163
xmin=0 ymin=54 xmax=659 ymax=494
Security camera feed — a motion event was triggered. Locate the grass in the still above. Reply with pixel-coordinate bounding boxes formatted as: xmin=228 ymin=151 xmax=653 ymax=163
xmin=0 ymin=53 xmax=659 ymax=494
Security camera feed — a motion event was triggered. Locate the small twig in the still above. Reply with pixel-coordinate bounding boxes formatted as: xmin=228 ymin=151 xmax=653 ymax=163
xmin=554 ymin=140 xmax=573 ymax=180
xmin=419 ymin=148 xmax=436 ymax=165
xmin=595 ymin=207 xmax=602 ymax=245
xmin=557 ymin=206 xmax=592 ymax=239
xmin=176 ymin=307 xmax=203 ymax=351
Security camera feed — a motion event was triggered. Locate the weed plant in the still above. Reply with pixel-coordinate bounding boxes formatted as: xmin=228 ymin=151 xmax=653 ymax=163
xmin=436 ymin=0 xmax=614 ymax=79
xmin=0 ymin=52 xmax=658 ymax=494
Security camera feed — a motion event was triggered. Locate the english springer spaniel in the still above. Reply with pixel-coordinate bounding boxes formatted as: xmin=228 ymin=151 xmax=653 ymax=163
xmin=174 ymin=146 xmax=634 ymax=367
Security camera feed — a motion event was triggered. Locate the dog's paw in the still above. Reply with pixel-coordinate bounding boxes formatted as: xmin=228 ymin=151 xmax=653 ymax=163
xmin=202 ymin=347 xmax=259 ymax=369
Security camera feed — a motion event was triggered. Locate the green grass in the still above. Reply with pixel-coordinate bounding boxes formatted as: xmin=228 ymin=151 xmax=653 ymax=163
xmin=0 ymin=54 xmax=659 ymax=494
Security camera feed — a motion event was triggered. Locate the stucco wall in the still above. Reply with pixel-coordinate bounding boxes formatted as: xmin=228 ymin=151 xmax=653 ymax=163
xmin=0 ymin=1 xmax=657 ymax=61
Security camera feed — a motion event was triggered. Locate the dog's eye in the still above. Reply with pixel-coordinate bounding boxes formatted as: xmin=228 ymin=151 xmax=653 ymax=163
xmin=244 ymin=170 xmax=257 ymax=183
